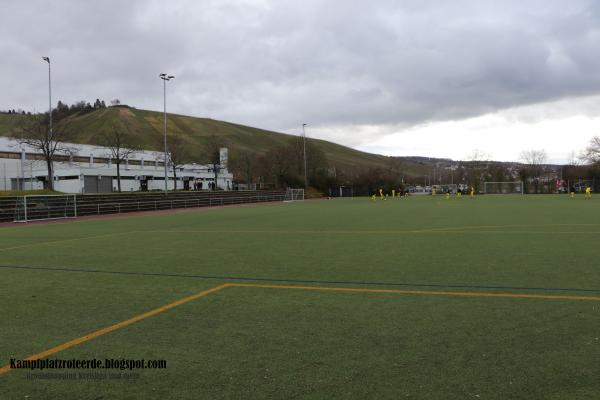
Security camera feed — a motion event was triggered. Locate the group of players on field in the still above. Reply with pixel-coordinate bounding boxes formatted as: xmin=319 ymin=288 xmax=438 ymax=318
xmin=574 ymin=186 xmax=593 ymax=199
xmin=371 ymin=186 xmax=476 ymax=201
xmin=371 ymin=186 xmax=592 ymax=200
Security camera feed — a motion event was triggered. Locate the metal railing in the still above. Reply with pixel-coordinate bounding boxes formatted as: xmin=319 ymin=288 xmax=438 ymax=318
xmin=73 ymin=193 xmax=287 ymax=217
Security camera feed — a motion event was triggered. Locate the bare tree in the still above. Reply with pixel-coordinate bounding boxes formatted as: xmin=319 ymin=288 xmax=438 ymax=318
xmin=229 ymin=151 xmax=255 ymax=186
xmin=520 ymin=149 xmax=547 ymax=178
xmin=466 ymin=149 xmax=491 ymax=163
xmin=204 ymin=135 xmax=227 ymax=190
xmin=567 ymin=150 xmax=581 ymax=166
xmin=284 ymin=137 xmax=328 ymax=186
xmin=581 ymin=136 xmax=600 ymax=164
xmin=463 ymin=148 xmax=492 ymax=190
xmin=260 ymin=145 xmax=293 ymax=188
xmin=100 ymin=125 xmax=139 ymax=192
xmin=17 ymin=114 xmax=74 ymax=190
xmin=519 ymin=149 xmax=548 ymax=193
xmin=167 ymin=134 xmax=189 ymax=190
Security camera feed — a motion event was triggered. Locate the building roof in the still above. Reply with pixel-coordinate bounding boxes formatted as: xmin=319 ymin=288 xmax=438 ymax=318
xmin=0 ymin=135 xmax=163 ymax=161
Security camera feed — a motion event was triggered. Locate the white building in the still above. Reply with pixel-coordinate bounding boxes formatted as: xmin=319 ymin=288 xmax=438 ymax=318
xmin=0 ymin=136 xmax=233 ymax=193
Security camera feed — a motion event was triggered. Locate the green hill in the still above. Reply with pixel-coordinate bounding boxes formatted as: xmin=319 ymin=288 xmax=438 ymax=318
xmin=0 ymin=107 xmax=430 ymax=184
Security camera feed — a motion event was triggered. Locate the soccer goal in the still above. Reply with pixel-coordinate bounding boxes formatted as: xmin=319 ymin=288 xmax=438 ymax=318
xmin=483 ymin=181 xmax=524 ymax=195
xmin=14 ymin=194 xmax=77 ymax=222
xmin=284 ymin=188 xmax=305 ymax=202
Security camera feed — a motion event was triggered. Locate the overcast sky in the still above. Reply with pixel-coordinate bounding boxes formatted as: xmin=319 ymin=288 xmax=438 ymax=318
xmin=2 ymin=0 xmax=600 ymax=163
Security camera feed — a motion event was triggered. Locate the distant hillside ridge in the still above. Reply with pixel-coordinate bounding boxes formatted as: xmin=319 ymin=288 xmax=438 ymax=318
xmin=0 ymin=107 xmax=432 ymax=185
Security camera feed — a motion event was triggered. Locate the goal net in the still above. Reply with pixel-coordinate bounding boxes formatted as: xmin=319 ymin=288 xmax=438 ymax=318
xmin=14 ymin=195 xmax=77 ymax=222
xmin=284 ymin=188 xmax=305 ymax=202
xmin=483 ymin=181 xmax=524 ymax=195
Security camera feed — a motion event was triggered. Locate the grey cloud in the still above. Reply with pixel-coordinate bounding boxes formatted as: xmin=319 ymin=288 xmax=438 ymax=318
xmin=2 ymin=0 xmax=600 ymax=146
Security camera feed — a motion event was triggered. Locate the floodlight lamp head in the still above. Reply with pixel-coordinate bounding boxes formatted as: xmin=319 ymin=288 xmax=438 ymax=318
xmin=42 ymin=57 xmax=50 ymax=63
xmin=168 ymin=75 xmax=175 ymax=79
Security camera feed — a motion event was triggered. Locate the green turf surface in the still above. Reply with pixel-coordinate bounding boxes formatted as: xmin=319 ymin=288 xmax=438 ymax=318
xmin=1 ymin=195 xmax=599 ymax=399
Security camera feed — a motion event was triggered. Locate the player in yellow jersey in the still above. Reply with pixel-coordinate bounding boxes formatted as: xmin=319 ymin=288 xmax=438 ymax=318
xmin=585 ymin=186 xmax=592 ymax=199
xmin=470 ymin=186 xmax=475 ymax=198
xmin=379 ymin=188 xmax=384 ymax=200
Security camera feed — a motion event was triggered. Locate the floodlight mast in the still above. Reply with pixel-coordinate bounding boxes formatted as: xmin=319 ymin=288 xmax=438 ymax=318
xmin=302 ymin=123 xmax=308 ymax=189
xmin=160 ymin=73 xmax=175 ymax=195
xmin=42 ymin=57 xmax=52 ymax=136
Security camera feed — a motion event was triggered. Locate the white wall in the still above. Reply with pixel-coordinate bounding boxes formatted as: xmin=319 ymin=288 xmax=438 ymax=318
xmin=1 ymin=160 xmax=17 ymax=190
xmin=55 ymin=179 xmax=83 ymax=194
xmin=147 ymin=179 xmax=165 ymax=191
xmin=1 ymin=156 xmax=233 ymax=193
xmin=0 ymin=158 xmax=47 ymax=191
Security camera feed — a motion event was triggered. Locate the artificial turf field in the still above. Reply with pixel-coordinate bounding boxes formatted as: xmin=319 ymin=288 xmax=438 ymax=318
xmin=0 ymin=195 xmax=599 ymax=399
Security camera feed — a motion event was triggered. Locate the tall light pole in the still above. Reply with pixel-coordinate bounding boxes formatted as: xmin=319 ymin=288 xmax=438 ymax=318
xmin=42 ymin=57 xmax=52 ymax=190
xmin=302 ymin=123 xmax=308 ymax=189
xmin=42 ymin=57 xmax=52 ymax=135
xmin=159 ymin=73 xmax=175 ymax=195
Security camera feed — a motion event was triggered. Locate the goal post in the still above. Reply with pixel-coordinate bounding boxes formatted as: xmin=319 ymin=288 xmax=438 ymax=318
xmin=483 ymin=181 xmax=524 ymax=195
xmin=14 ymin=194 xmax=77 ymax=222
xmin=284 ymin=188 xmax=305 ymax=202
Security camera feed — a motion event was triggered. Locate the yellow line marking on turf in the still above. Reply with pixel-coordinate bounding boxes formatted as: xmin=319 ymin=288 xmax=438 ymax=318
xmin=143 ymin=229 xmax=445 ymax=234
xmin=0 ymin=283 xmax=228 ymax=375
xmin=398 ymin=230 xmax=600 ymax=235
xmin=142 ymin=229 xmax=410 ymax=234
xmin=141 ymin=228 xmax=600 ymax=235
xmin=227 ymin=283 xmax=600 ymax=302
xmin=426 ymin=223 xmax=600 ymax=232
xmin=0 ymin=231 xmax=138 ymax=252
xmin=2 ymin=281 xmax=598 ymax=376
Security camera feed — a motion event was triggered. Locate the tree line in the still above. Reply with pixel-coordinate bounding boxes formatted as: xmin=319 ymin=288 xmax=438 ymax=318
xmin=228 ymin=136 xmax=600 ymax=195
xmin=225 ymin=134 xmax=338 ymax=192
xmin=1 ymin=109 xmax=31 ymax=115
xmin=2 ymin=98 xmax=123 ymax=119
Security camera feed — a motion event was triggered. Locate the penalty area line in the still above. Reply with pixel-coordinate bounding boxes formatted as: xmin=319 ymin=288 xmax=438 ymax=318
xmin=228 ymin=283 xmax=600 ymax=302
xmin=0 ymin=283 xmax=229 ymax=376
xmin=2 ymin=281 xmax=599 ymax=376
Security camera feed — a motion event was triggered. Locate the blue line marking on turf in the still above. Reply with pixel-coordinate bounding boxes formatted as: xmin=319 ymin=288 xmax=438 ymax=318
xmin=1 ymin=264 xmax=599 ymax=294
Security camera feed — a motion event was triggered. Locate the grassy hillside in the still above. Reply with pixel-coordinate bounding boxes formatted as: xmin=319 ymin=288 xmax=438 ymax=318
xmin=0 ymin=108 xmax=429 ymax=178
xmin=0 ymin=113 xmax=27 ymax=133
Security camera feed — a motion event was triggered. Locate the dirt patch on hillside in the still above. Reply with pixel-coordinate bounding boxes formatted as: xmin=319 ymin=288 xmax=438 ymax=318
xmin=119 ymin=107 xmax=136 ymax=118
